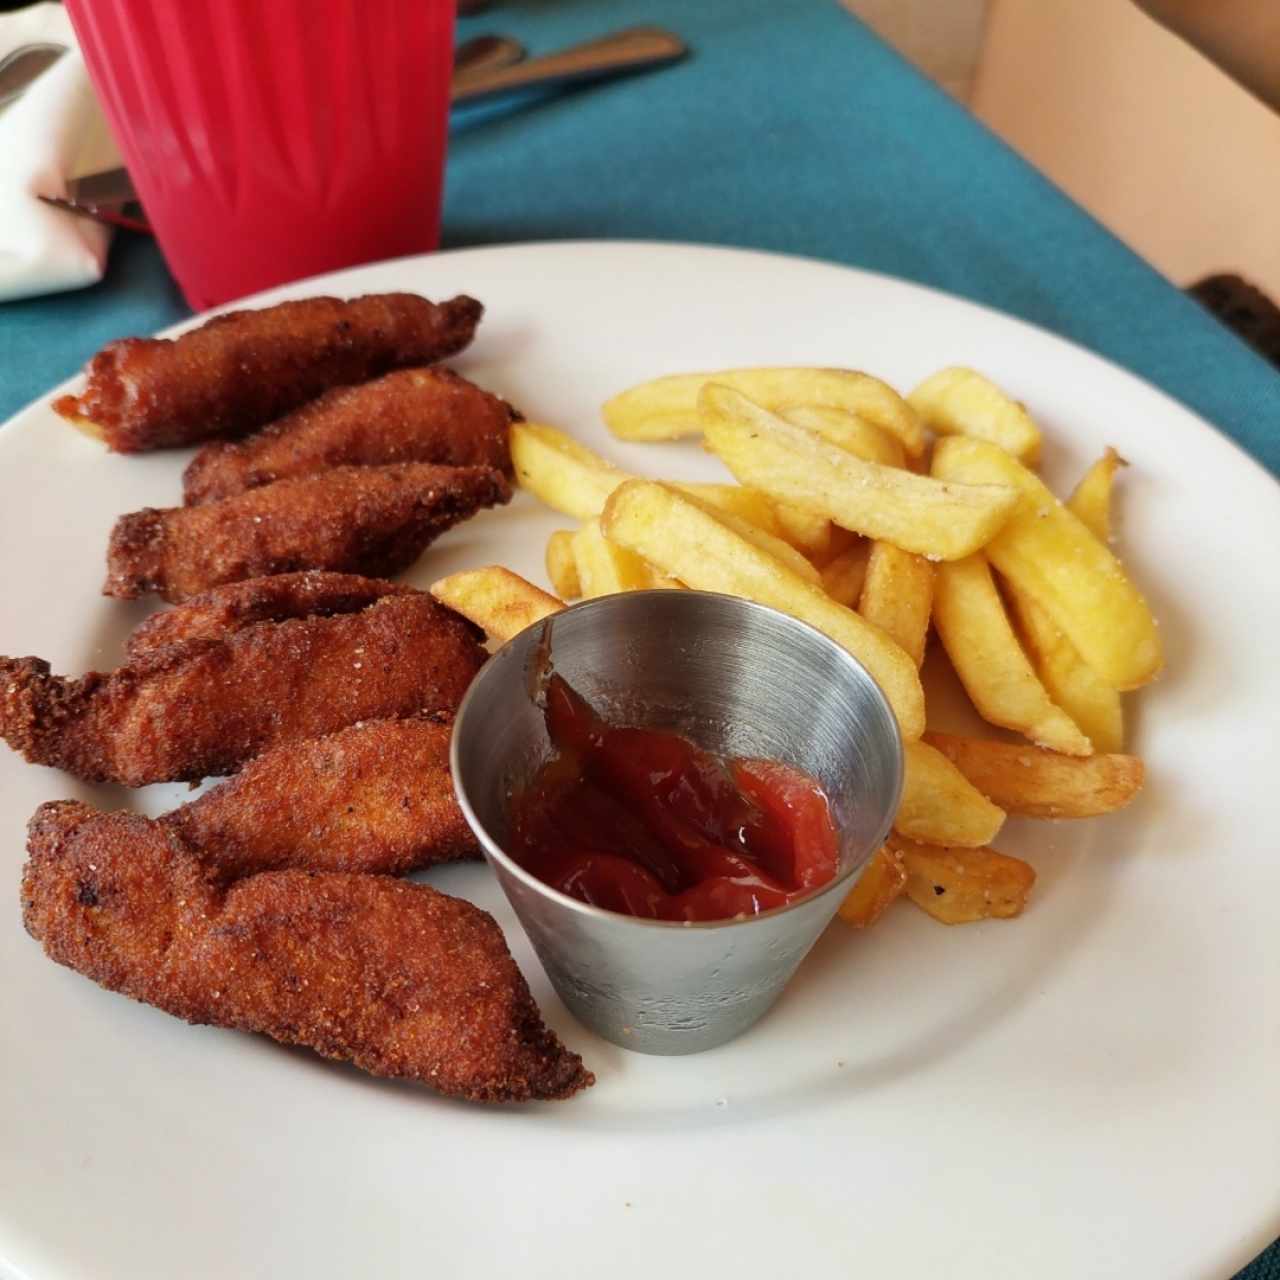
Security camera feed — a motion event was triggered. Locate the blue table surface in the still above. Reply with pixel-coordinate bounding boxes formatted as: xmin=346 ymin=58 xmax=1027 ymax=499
xmin=0 ymin=2 xmax=1276 ymax=1275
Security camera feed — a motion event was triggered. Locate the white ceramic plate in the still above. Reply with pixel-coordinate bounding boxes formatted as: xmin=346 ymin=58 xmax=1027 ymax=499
xmin=1 ymin=243 xmax=1276 ymax=1280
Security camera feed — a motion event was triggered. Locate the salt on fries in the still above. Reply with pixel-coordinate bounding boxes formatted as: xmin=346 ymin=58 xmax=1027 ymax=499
xmin=908 ymin=366 xmax=1042 ymax=464
xmin=460 ymin=363 xmax=1159 ymax=931
xmin=603 ymin=367 xmax=926 ymax=456
xmin=699 ymin=385 xmax=1019 ymax=560
xmin=932 ymin=436 xmax=1161 ymax=690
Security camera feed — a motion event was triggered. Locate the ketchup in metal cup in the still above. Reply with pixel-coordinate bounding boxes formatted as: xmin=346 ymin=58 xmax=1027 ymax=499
xmin=508 ymin=675 xmax=840 ymax=922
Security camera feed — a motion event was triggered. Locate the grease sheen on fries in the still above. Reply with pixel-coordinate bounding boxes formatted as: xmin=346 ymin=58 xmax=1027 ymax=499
xmin=933 ymin=554 xmax=1093 ymax=755
xmin=932 ymin=437 xmax=1161 ymax=690
xmin=603 ymin=367 xmax=926 ymax=455
xmin=907 ymin=366 xmax=1042 ymax=464
xmin=838 ymin=846 xmax=907 ymax=928
xmin=602 ymin=480 xmax=926 ymax=739
xmin=572 ymin=520 xmax=679 ymax=597
xmin=431 ymin=567 xmax=564 ymax=644
xmin=700 ymin=386 xmax=1019 ymax=561
xmin=893 ymin=836 xmax=1035 ymax=924
xmin=923 ymin=732 xmax=1144 ymax=818
xmin=898 ymin=740 xmax=1006 ymax=847
xmin=858 ymin=541 xmax=934 ymax=667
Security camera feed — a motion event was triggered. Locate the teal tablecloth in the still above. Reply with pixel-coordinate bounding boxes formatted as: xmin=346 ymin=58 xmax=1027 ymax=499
xmin=0 ymin=2 xmax=1276 ymax=1274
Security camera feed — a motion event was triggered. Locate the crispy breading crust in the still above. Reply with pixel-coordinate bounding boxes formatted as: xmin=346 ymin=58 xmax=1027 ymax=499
xmin=0 ymin=595 xmax=485 ymax=785
xmin=126 ymin=572 xmax=415 ymax=657
xmin=164 ymin=716 xmax=479 ymax=876
xmin=104 ymin=463 xmax=511 ymax=603
xmin=183 ymin=367 xmax=517 ymax=505
xmin=22 ymin=802 xmax=592 ymax=1102
xmin=52 ymin=294 xmax=484 ymax=453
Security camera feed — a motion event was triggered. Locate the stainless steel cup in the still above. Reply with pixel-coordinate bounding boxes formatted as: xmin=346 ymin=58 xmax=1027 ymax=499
xmin=451 ymin=590 xmax=903 ymax=1055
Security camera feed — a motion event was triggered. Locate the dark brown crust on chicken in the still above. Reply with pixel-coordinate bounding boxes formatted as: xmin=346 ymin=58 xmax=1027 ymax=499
xmin=52 ymin=294 xmax=484 ymax=453
xmin=104 ymin=463 xmax=511 ymax=603
xmin=163 ymin=717 xmax=479 ymax=877
xmin=126 ymin=572 xmax=416 ymax=657
xmin=21 ymin=801 xmax=591 ymax=1102
xmin=182 ymin=367 xmax=517 ymax=505
xmin=0 ymin=595 xmax=485 ymax=785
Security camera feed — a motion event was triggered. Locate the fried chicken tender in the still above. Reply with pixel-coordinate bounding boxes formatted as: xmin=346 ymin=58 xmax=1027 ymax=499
xmin=52 ymin=294 xmax=483 ymax=453
xmin=22 ymin=802 xmax=591 ymax=1102
xmin=126 ymin=572 xmax=414 ymax=657
xmin=104 ymin=463 xmax=511 ymax=603
xmin=182 ymin=367 xmax=517 ymax=505
xmin=0 ymin=595 xmax=484 ymax=785
xmin=164 ymin=717 xmax=478 ymax=876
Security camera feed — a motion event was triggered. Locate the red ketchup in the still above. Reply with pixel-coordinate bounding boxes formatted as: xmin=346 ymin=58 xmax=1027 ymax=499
xmin=507 ymin=676 xmax=840 ymax=922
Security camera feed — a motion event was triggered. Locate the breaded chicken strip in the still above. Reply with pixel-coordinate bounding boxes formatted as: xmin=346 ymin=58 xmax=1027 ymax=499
xmin=183 ymin=367 xmax=517 ymax=505
xmin=52 ymin=294 xmax=483 ymax=453
xmin=164 ymin=716 xmax=477 ymax=876
xmin=0 ymin=595 xmax=483 ymax=785
xmin=22 ymin=802 xmax=591 ymax=1103
xmin=126 ymin=572 xmax=414 ymax=657
xmin=104 ymin=462 xmax=511 ymax=603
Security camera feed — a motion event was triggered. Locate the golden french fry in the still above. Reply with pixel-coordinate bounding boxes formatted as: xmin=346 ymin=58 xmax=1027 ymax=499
xmin=571 ymin=520 xmax=680 ymax=597
xmin=545 ymin=530 xmax=581 ymax=600
xmin=510 ymin=422 xmax=630 ymax=520
xmin=897 ymin=740 xmax=1006 ymax=847
xmin=675 ymin=488 xmax=821 ymax=584
xmin=894 ymin=836 xmax=1035 ymax=924
xmin=601 ymin=480 xmax=926 ymax=739
xmin=838 ymin=846 xmax=907 ymax=928
xmin=907 ymin=366 xmax=1042 ymax=464
xmin=858 ymin=541 xmax=934 ymax=667
xmin=922 ymin=732 xmax=1144 ymax=819
xmin=430 ymin=567 xmax=564 ymax=643
xmin=820 ymin=540 xmax=870 ymax=607
xmin=701 ymin=385 xmax=1018 ymax=561
xmin=1004 ymin=581 xmax=1124 ymax=753
xmin=932 ymin=437 xmax=1161 ymax=690
xmin=933 ymin=554 xmax=1092 ymax=755
xmin=1066 ymin=446 xmax=1127 ymax=543
xmin=603 ymin=367 xmax=926 ymax=456
xmin=779 ymin=404 xmax=906 ymax=467
xmin=677 ymin=483 xmax=833 ymax=557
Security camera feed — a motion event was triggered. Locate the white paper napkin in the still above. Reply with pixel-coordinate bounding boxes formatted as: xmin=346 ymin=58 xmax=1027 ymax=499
xmin=0 ymin=2 xmax=122 ymax=302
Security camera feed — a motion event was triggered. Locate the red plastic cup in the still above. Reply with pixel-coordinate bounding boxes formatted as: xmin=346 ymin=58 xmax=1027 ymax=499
xmin=65 ymin=0 xmax=455 ymax=309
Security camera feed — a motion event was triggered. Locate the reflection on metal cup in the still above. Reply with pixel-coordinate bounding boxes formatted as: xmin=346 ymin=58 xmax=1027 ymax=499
xmin=452 ymin=590 xmax=903 ymax=1055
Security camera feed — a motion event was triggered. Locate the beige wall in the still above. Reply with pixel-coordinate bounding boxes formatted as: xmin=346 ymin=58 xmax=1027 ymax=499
xmin=972 ymin=0 xmax=1280 ymax=296
xmin=844 ymin=0 xmax=990 ymax=100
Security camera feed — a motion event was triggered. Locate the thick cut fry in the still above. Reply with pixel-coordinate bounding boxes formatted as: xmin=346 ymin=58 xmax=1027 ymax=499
xmin=1067 ymin=446 xmax=1127 ymax=542
xmin=907 ymin=366 xmax=1042 ymax=464
xmin=602 ymin=481 xmax=925 ymax=739
xmin=933 ymin=555 xmax=1092 ymax=755
xmin=571 ymin=520 xmax=680 ymax=597
xmin=858 ymin=542 xmax=934 ymax=667
xmin=674 ymin=489 xmax=821 ymax=584
xmin=893 ymin=836 xmax=1035 ymax=924
xmin=897 ymin=741 xmax=1006 ymax=847
xmin=431 ymin=567 xmax=564 ymax=644
xmin=932 ymin=437 xmax=1161 ymax=690
xmin=779 ymin=405 xmax=906 ymax=467
xmin=1004 ymin=581 xmax=1124 ymax=753
xmin=701 ymin=386 xmax=1018 ymax=561
xmin=603 ymin=367 xmax=925 ymax=456
xmin=821 ymin=540 xmax=870 ymax=607
xmin=838 ymin=847 xmax=907 ymax=928
xmin=770 ymin=503 xmax=834 ymax=557
xmin=511 ymin=423 xmax=630 ymax=520
xmin=922 ymin=732 xmax=1144 ymax=818
xmin=545 ymin=531 xmax=581 ymax=599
